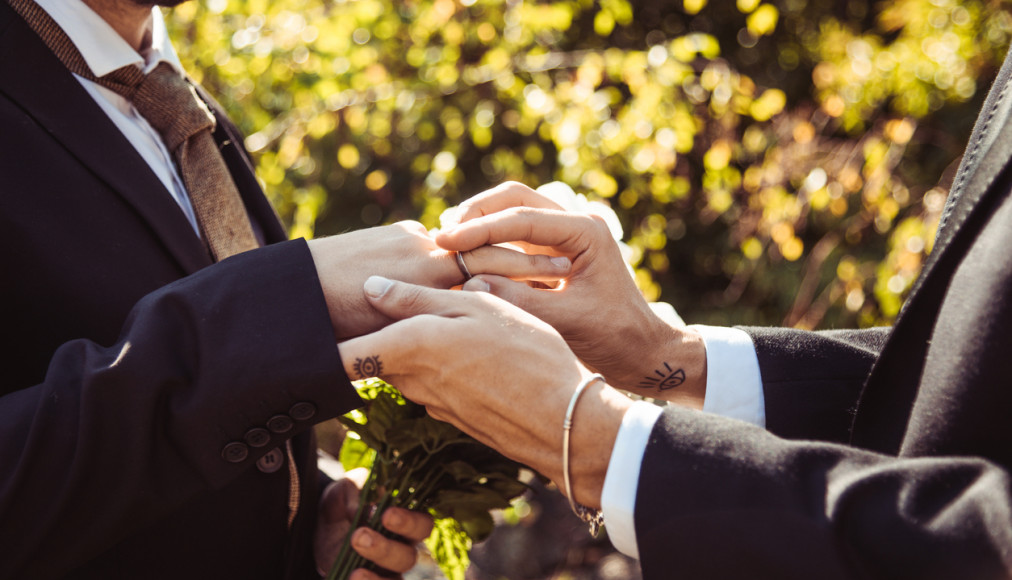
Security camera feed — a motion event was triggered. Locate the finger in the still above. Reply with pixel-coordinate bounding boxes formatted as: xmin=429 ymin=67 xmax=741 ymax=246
xmin=382 ymin=507 xmax=435 ymax=542
xmin=319 ymin=467 xmax=370 ymax=524
xmin=453 ymin=181 xmax=564 ymax=225
xmin=461 ymin=276 xmax=492 ymax=293
xmin=318 ymin=480 xmax=355 ymax=524
xmin=338 ymin=278 xmax=468 ymax=380
xmin=362 ymin=276 xmax=473 ymax=320
xmin=338 ymin=317 xmax=431 ymax=381
xmin=392 ymin=219 xmax=430 ymax=237
xmin=458 ymin=245 xmax=570 ymax=283
xmin=463 ymin=274 xmax=556 ymax=318
xmin=436 ymin=208 xmax=608 ymax=257
xmin=351 ymin=527 xmax=418 ymax=573
xmin=349 ymin=568 xmax=398 ymax=580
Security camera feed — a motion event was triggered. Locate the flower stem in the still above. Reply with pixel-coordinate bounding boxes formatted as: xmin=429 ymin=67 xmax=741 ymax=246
xmin=325 ymin=461 xmax=381 ymax=580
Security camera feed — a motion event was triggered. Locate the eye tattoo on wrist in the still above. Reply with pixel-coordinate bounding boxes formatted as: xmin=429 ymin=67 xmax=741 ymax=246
xmin=353 ymin=355 xmax=383 ymax=379
xmin=638 ymin=362 xmax=685 ymax=391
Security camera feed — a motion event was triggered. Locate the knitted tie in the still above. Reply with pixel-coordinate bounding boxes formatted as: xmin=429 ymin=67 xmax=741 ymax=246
xmin=9 ymin=0 xmax=259 ymax=261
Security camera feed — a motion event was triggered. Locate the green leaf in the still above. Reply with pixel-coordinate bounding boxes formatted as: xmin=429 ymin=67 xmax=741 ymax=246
xmin=383 ymin=422 xmax=425 ymax=455
xmin=335 ymin=416 xmax=383 ymax=451
xmin=430 ymin=488 xmax=515 ymax=517
xmin=425 ymin=518 xmax=471 ymax=580
xmin=365 ymin=390 xmax=403 ymax=444
xmin=441 ymin=461 xmax=480 ymax=481
xmin=338 ymin=433 xmax=376 ymax=471
xmin=482 ymin=474 xmax=531 ymax=499
xmin=458 ymin=510 xmax=495 ymax=542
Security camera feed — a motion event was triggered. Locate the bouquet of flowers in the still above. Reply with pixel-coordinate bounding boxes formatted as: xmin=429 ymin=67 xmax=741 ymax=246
xmin=326 ymin=379 xmax=532 ymax=580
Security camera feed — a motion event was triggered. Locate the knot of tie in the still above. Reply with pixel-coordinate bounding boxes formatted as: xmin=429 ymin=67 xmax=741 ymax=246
xmin=131 ymin=63 xmax=216 ymax=153
xmin=10 ymin=0 xmax=260 ymax=262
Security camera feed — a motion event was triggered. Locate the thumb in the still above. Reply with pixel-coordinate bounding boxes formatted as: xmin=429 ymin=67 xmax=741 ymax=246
xmin=362 ymin=275 xmax=463 ymax=321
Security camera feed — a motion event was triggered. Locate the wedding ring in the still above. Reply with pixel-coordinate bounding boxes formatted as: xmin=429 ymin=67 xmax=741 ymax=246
xmin=454 ymin=250 xmax=473 ymax=281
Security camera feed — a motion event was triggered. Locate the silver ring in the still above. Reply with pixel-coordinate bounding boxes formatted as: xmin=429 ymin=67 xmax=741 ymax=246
xmin=455 ymin=250 xmax=472 ymax=281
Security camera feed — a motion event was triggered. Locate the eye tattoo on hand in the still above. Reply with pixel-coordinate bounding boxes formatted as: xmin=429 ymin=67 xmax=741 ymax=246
xmin=353 ymin=355 xmax=383 ymax=379
xmin=638 ymin=362 xmax=685 ymax=391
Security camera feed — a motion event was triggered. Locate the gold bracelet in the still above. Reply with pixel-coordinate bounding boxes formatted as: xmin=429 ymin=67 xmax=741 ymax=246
xmin=562 ymin=373 xmax=606 ymax=537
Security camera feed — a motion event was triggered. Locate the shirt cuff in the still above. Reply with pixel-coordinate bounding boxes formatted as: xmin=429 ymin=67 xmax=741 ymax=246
xmin=601 ymin=326 xmax=765 ymax=560
xmin=692 ymin=325 xmax=765 ymax=428
xmin=601 ymin=400 xmax=663 ymax=560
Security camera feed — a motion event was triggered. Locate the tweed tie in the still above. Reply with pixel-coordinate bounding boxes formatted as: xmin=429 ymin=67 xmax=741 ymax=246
xmin=8 ymin=0 xmax=259 ymax=261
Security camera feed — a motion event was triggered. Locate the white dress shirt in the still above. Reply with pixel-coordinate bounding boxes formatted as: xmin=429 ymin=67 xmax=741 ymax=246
xmin=36 ymin=0 xmax=201 ymax=236
xmin=601 ymin=325 xmax=765 ymax=559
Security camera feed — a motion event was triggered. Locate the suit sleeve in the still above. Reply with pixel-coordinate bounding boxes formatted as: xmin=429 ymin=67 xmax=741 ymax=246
xmin=740 ymin=326 xmax=891 ymax=442
xmin=0 ymin=239 xmax=361 ymax=577
xmin=634 ymin=405 xmax=1012 ymax=580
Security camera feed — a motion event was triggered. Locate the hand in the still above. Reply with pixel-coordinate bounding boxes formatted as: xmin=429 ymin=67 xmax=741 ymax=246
xmin=315 ymin=468 xmax=435 ymax=579
xmin=307 ymin=220 xmax=571 ymax=339
xmin=436 ymin=183 xmax=707 ymax=405
xmin=337 ymin=276 xmax=633 ymax=508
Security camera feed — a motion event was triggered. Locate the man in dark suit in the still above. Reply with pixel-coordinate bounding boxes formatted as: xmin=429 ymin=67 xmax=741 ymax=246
xmin=0 ymin=0 xmax=568 ymax=577
xmin=332 ymin=45 xmax=1012 ymax=580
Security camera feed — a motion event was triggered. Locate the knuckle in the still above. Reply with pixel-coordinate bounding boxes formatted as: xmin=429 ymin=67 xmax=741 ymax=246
xmin=394 ymin=220 xmax=427 ymax=235
xmin=468 ymin=245 xmax=498 ymax=269
xmin=396 ymin=285 xmax=429 ymax=310
xmin=397 ymin=546 xmax=419 ymax=572
xmin=588 ymin=214 xmax=612 ymax=236
xmin=364 ymin=534 xmax=417 ymax=573
xmin=500 ymin=180 xmax=526 ymax=191
xmin=510 ymin=205 xmax=538 ymax=217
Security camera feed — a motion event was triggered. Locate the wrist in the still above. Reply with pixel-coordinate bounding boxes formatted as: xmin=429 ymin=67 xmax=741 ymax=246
xmin=565 ymin=378 xmax=633 ymax=509
xmin=609 ymin=317 xmax=707 ymax=407
xmin=654 ymin=326 xmax=707 ymax=407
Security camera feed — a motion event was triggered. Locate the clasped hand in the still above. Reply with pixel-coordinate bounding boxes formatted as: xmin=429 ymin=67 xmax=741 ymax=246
xmin=436 ymin=182 xmax=706 ymax=403
xmin=331 ymin=181 xmax=706 ymax=510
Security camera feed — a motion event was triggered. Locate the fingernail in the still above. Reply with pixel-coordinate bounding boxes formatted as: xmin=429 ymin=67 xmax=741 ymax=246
xmin=363 ymin=276 xmax=393 ymax=298
xmin=463 ymin=277 xmax=490 ymax=293
xmin=354 ymin=530 xmax=374 ymax=549
xmin=550 ymin=256 xmax=571 ymax=269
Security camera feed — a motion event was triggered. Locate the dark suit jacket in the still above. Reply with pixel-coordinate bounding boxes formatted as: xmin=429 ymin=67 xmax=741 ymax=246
xmin=634 ymin=49 xmax=1012 ymax=579
xmin=0 ymin=3 xmax=361 ymax=577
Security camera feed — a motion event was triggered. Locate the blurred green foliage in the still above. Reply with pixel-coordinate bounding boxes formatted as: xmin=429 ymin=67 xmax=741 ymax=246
xmin=167 ymin=0 xmax=1012 ymax=328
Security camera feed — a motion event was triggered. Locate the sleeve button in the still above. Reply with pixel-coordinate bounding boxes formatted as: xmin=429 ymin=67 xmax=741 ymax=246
xmin=256 ymin=447 xmax=285 ymax=473
xmin=266 ymin=414 xmax=294 ymax=434
xmin=289 ymin=402 xmax=317 ymax=421
xmin=244 ymin=427 xmax=271 ymax=448
xmin=222 ymin=442 xmax=249 ymax=463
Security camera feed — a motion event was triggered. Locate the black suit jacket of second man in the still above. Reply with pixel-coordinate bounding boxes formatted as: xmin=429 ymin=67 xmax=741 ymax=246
xmin=635 ymin=45 xmax=1012 ymax=580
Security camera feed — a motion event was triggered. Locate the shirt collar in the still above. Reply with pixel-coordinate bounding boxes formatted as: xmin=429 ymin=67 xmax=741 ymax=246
xmin=34 ymin=0 xmax=183 ymax=78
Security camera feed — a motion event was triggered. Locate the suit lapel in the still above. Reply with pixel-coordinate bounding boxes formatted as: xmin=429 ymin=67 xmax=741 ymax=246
xmin=0 ymin=2 xmax=212 ymax=274
xmin=851 ymin=50 xmax=1012 ymax=451
xmin=903 ymin=52 xmax=1012 ymax=307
